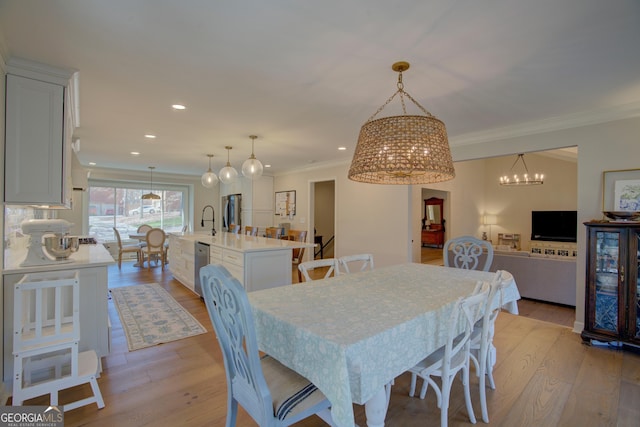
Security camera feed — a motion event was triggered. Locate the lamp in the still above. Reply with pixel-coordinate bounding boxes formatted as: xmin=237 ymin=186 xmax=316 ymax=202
xmin=499 ymin=153 xmax=544 ymax=186
xmin=201 ymin=154 xmax=218 ymax=188
xmin=242 ymin=135 xmax=264 ymax=179
xmin=141 ymin=166 xmax=161 ymax=200
xmin=483 ymin=214 xmax=497 ymax=242
xmin=348 ymin=61 xmax=455 ymax=184
xmin=219 ymin=146 xmax=238 ymax=184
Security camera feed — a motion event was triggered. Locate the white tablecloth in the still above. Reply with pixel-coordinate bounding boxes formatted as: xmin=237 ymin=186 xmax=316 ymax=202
xmin=249 ymin=263 xmax=520 ymax=427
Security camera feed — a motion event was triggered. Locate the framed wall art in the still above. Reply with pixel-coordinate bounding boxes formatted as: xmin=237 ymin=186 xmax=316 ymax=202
xmin=275 ymin=190 xmax=296 ymax=216
xmin=602 ymin=168 xmax=640 ymax=211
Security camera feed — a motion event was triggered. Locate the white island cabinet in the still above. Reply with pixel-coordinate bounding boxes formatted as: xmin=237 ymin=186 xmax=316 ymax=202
xmin=2 ymin=244 xmax=115 ymax=383
xmin=169 ymin=232 xmax=314 ymax=294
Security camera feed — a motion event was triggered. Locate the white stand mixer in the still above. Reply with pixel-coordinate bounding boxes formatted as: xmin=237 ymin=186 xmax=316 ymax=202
xmin=20 ymin=219 xmax=76 ymax=266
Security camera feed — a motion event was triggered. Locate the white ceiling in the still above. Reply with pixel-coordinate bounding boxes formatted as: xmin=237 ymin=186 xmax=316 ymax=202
xmin=1 ymin=0 xmax=639 ymax=177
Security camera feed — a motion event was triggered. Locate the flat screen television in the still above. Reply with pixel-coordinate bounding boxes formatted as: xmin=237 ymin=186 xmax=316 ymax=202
xmin=531 ymin=210 xmax=577 ymax=242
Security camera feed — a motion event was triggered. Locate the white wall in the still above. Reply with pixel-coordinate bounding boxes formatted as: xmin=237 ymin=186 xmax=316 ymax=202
xmin=483 ymin=153 xmax=578 ymax=250
xmin=275 ymin=164 xmax=411 ymax=268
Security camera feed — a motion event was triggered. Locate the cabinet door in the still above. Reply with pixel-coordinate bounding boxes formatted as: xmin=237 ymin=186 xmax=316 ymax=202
xmin=629 ymin=229 xmax=640 ymax=343
xmin=5 ymin=74 xmax=67 ymax=205
xmin=587 ymin=228 xmax=624 ymax=337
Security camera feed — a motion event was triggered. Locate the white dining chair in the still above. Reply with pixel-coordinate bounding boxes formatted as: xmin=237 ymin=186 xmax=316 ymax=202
xmin=408 ymin=284 xmax=490 ymax=427
xmin=469 ymin=270 xmax=510 ymax=423
xmin=443 ymin=235 xmax=494 ymax=272
xmin=339 ymin=254 xmax=374 ymax=274
xmin=298 ymin=258 xmax=340 ymax=282
xmin=199 ymin=264 xmax=335 ymax=426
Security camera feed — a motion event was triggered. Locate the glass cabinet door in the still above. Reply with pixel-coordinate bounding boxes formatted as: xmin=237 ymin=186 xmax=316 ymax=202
xmin=633 ymin=230 xmax=640 ymax=341
xmin=593 ymin=230 xmax=620 ymax=334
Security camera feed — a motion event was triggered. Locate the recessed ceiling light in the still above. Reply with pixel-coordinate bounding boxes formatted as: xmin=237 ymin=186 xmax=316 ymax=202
xmin=172 ymin=104 xmax=186 ymax=110
xmin=338 ymin=146 xmax=347 ymax=151
xmin=89 ymin=162 xmax=96 ymax=166
xmin=265 ymin=164 xmax=271 ymax=168
xmin=131 ymin=151 xmax=140 ymax=156
xmin=144 ymin=134 xmax=156 ymax=139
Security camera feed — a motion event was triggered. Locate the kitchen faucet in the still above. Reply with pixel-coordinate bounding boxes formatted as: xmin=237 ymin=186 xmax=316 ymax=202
xmin=201 ymin=205 xmax=216 ymax=236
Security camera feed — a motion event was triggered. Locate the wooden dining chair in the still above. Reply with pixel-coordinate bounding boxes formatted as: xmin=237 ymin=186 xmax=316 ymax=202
xmin=408 ymin=284 xmax=490 ymax=427
xmin=443 ymin=235 xmax=494 ymax=272
xmin=265 ymin=227 xmax=284 ymax=239
xmin=142 ymin=228 xmax=166 ymax=270
xmin=288 ymin=230 xmax=308 ymax=264
xmin=136 ymin=224 xmax=152 ymax=249
xmin=298 ymin=258 xmax=339 ymax=283
xmin=113 ymin=227 xmax=142 ymax=269
xmin=199 ymin=264 xmax=334 ymax=426
xmin=228 ymin=223 xmax=240 ymax=234
xmin=338 ymin=254 xmax=374 ymax=274
xmin=245 ymin=226 xmax=258 ymax=236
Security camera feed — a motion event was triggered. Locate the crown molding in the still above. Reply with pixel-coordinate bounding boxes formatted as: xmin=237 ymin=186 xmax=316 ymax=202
xmin=451 ymin=101 xmax=640 ymax=147
xmin=7 ymin=57 xmax=77 ymax=86
xmin=275 ymin=157 xmax=351 ymax=177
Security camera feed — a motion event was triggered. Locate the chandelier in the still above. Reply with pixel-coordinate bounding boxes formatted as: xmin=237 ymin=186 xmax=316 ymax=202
xmin=348 ymin=61 xmax=455 ymax=184
xmin=499 ymin=153 xmax=544 ymax=186
xmin=141 ymin=166 xmax=161 ymax=200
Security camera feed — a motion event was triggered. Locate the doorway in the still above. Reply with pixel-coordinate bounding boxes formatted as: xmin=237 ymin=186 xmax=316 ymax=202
xmin=309 ymin=180 xmax=335 ymax=260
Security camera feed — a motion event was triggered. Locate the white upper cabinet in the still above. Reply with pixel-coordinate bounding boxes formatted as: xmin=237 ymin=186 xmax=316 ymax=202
xmin=4 ymin=58 xmax=77 ymax=207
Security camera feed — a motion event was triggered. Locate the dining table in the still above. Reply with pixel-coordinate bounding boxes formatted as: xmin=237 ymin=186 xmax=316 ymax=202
xmin=248 ymin=262 xmax=520 ymax=427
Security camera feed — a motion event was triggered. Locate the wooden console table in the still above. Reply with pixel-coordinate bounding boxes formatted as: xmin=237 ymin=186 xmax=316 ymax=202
xmin=421 ymin=226 xmax=444 ymax=248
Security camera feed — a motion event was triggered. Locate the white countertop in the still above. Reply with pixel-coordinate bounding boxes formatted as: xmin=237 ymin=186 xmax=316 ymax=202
xmin=3 ymin=244 xmax=116 ymax=275
xmin=172 ymin=231 xmax=316 ymax=252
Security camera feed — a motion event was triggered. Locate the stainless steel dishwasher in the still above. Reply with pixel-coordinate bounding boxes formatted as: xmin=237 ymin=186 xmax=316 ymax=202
xmin=194 ymin=241 xmax=210 ymax=297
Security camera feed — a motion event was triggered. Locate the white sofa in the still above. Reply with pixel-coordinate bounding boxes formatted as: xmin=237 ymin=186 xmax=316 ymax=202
xmin=489 ymin=251 xmax=576 ymax=306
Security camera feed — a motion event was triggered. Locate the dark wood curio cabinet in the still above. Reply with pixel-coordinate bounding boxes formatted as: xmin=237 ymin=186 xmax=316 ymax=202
xmin=582 ymin=222 xmax=640 ymax=347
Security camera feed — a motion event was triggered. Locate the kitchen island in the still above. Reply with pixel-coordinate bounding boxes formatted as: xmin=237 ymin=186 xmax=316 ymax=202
xmin=168 ymin=232 xmax=314 ymax=294
xmin=2 ymin=244 xmax=115 ymax=383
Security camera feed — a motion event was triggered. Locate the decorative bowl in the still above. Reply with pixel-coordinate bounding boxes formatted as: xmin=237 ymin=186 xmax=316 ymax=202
xmin=43 ymin=236 xmax=79 ymax=260
xmin=603 ymin=211 xmax=640 ymax=221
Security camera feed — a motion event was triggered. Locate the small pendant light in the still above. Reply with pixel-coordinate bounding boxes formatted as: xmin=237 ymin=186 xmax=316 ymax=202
xmin=242 ymin=135 xmax=264 ymax=179
xmin=201 ymin=154 xmax=218 ymax=188
xmin=141 ymin=166 xmax=161 ymax=200
xmin=219 ymin=146 xmax=238 ymax=184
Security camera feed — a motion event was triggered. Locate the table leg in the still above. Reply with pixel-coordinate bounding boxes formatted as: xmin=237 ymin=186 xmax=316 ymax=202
xmin=364 ymin=387 xmax=388 ymax=427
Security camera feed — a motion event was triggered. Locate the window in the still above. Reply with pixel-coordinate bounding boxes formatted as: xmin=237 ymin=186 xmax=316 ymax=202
xmin=88 ymin=180 xmax=189 ymax=243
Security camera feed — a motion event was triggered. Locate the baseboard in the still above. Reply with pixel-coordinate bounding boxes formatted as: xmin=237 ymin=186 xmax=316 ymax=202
xmin=573 ymin=320 xmax=584 ymax=334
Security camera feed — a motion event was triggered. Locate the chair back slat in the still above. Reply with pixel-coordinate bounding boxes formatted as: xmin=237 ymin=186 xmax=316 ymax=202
xmin=443 ymin=235 xmax=494 ymax=272
xmin=200 ymin=265 xmax=272 ymax=424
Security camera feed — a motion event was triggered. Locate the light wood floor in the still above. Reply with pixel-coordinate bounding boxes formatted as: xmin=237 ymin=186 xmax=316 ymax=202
xmin=15 ymin=260 xmax=640 ymax=426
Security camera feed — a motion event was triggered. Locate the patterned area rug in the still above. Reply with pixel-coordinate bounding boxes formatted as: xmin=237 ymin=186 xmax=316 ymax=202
xmin=110 ymin=283 xmax=207 ymax=351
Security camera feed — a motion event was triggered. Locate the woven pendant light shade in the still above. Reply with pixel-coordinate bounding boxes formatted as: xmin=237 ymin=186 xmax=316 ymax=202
xmin=349 ymin=62 xmax=455 ymax=185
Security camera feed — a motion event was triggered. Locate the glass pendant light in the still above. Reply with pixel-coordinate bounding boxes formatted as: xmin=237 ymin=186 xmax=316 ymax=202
xmin=242 ymin=135 xmax=264 ymax=179
xmin=141 ymin=166 xmax=161 ymax=200
xmin=201 ymin=154 xmax=218 ymax=188
xmin=219 ymin=146 xmax=238 ymax=184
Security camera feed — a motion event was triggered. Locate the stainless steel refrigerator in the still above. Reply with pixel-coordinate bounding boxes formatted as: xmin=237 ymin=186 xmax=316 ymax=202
xmin=222 ymin=193 xmax=242 ymax=232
